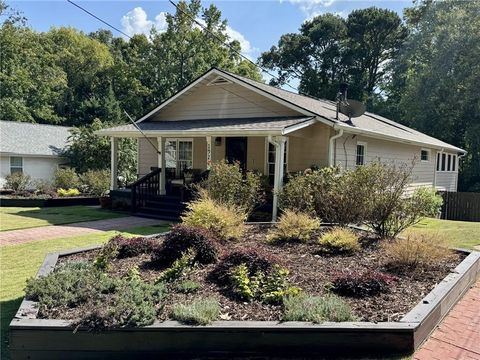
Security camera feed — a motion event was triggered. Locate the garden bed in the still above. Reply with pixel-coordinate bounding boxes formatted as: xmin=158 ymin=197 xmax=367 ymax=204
xmin=0 ymin=196 xmax=100 ymax=207
xmin=10 ymin=225 xmax=480 ymax=359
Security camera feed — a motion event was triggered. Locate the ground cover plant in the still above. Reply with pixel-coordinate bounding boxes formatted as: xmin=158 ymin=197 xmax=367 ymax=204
xmin=24 ymin=223 xmax=465 ymax=331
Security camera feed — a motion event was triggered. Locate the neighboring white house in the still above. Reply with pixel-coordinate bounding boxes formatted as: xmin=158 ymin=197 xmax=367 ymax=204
xmin=0 ymin=121 xmax=71 ymax=188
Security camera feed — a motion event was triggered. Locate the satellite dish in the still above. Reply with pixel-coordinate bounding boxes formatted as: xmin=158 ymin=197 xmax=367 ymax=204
xmin=339 ymin=99 xmax=366 ymax=119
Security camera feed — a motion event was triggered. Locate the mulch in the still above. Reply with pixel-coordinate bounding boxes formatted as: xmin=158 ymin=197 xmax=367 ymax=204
xmin=55 ymin=224 xmax=464 ymax=323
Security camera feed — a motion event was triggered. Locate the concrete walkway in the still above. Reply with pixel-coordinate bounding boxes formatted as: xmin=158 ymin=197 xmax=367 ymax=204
xmin=414 ymin=279 xmax=480 ymax=360
xmin=0 ymin=216 xmax=169 ymax=246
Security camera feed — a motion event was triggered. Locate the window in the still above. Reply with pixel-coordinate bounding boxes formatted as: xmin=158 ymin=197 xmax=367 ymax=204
xmin=421 ymin=149 xmax=430 ymax=161
xmin=452 ymin=155 xmax=456 ymax=172
xmin=436 ymin=152 xmax=458 ymax=172
xmin=356 ymin=143 xmax=366 ymax=166
xmin=447 ymin=154 xmax=452 ymax=171
xmin=441 ymin=153 xmax=446 ymax=171
xmin=436 ymin=153 xmax=440 ymax=171
xmin=10 ymin=157 xmax=23 ymax=174
xmin=165 ymin=139 xmax=193 ymax=178
xmin=267 ymin=140 xmax=288 ymax=184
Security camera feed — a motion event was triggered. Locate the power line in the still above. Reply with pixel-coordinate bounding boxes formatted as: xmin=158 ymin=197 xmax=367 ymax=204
xmin=66 ymin=0 xmax=132 ymax=39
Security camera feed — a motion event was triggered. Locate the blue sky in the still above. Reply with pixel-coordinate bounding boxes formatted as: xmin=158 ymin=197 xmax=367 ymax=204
xmin=10 ymin=0 xmax=411 ymax=60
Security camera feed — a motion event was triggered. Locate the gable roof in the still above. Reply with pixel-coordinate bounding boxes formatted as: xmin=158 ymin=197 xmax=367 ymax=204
xmin=0 ymin=121 xmax=71 ymax=157
xmin=105 ymin=67 xmax=465 ymax=153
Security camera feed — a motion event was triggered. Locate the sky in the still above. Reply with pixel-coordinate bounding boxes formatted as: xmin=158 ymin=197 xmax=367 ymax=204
xmin=9 ymin=0 xmax=411 ymax=61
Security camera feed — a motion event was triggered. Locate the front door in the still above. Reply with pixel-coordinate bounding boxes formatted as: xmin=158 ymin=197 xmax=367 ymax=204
xmin=225 ymin=137 xmax=247 ymax=169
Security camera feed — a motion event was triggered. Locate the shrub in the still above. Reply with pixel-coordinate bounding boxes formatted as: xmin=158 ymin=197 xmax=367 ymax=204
xmin=4 ymin=172 xmax=31 ymax=192
xmin=157 ymin=249 xmax=195 ymax=283
xmin=282 ymin=293 xmax=356 ymax=323
xmin=181 ymin=191 xmax=246 ymax=240
xmin=267 ymin=210 xmax=321 ymax=243
xmin=201 ymin=161 xmax=263 ymax=215
xmin=171 ymin=298 xmax=220 ymax=325
xmin=57 ymin=188 xmax=80 ymax=197
xmin=318 ymin=228 xmax=360 ymax=254
xmin=230 ymin=263 xmax=301 ymax=304
xmin=81 ymin=169 xmax=110 ymax=196
xmin=107 ymin=235 xmax=157 ymax=259
xmin=53 ymin=168 xmax=80 ymax=190
xmin=176 ymin=280 xmax=201 ymax=294
xmin=382 ymin=232 xmax=453 ymax=271
xmin=368 ymin=187 xmax=443 ymax=238
xmin=152 ymin=224 xmax=221 ymax=266
xmin=33 ymin=179 xmax=54 ymax=195
xmin=212 ymin=248 xmax=283 ymax=285
xmin=331 ymin=270 xmax=398 ymax=297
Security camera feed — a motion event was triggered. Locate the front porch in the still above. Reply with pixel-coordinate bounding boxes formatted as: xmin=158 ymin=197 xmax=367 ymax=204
xmin=102 ymin=117 xmax=333 ymax=221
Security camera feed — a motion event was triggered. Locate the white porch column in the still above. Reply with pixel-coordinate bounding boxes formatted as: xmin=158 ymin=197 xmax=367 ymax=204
xmin=206 ymin=136 xmax=212 ymax=170
xmin=110 ymin=137 xmax=119 ymax=190
xmin=158 ymin=137 xmax=166 ymax=195
xmin=269 ymin=135 xmax=287 ymax=222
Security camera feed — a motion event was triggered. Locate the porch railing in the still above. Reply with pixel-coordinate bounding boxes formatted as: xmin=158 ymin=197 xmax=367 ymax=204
xmin=130 ymin=168 xmax=162 ymax=213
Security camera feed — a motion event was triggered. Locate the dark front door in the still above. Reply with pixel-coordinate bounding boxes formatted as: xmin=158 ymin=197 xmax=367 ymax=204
xmin=225 ymin=137 xmax=248 ymax=169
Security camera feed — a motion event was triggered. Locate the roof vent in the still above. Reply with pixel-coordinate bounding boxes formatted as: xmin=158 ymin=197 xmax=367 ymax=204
xmin=207 ymin=76 xmax=232 ymax=86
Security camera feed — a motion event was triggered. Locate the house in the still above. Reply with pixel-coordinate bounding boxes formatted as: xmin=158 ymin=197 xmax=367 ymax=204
xmin=0 ymin=121 xmax=71 ymax=188
xmin=98 ymin=67 xmax=466 ymax=220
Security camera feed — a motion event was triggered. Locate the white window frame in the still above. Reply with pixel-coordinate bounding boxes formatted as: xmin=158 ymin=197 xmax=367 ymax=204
xmin=420 ymin=148 xmax=430 ymax=162
xmin=164 ymin=138 xmax=194 ymax=177
xmin=356 ymin=142 xmax=367 ymax=166
xmin=265 ymin=138 xmax=288 ymax=182
xmin=10 ymin=156 xmax=23 ymax=174
xmin=436 ymin=152 xmax=458 ymax=173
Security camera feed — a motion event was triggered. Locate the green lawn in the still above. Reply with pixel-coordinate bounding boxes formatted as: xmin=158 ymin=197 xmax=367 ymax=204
xmin=0 ymin=223 xmax=169 ymax=359
xmin=0 ymin=206 xmax=126 ymax=231
xmin=406 ymin=218 xmax=480 ymax=250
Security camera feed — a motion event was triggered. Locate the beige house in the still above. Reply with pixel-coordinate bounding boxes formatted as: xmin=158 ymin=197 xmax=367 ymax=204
xmin=98 ymin=68 xmax=466 ymax=220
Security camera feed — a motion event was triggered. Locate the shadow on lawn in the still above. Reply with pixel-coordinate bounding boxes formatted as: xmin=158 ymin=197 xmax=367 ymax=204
xmin=1 ymin=298 xmax=22 ymax=360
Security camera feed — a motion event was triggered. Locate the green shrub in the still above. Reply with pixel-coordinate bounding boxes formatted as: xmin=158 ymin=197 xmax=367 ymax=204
xmin=201 ymin=161 xmax=262 ymax=215
xmin=382 ymin=232 xmax=453 ymax=271
xmin=57 ymin=188 xmax=80 ymax=197
xmin=171 ymin=298 xmax=220 ymax=325
xmin=282 ymin=293 xmax=355 ymax=323
xmin=175 ymin=280 xmax=201 ymax=294
xmin=368 ymin=187 xmax=443 ymax=238
xmin=81 ymin=169 xmax=110 ymax=196
xmin=4 ymin=172 xmax=31 ymax=192
xmin=230 ymin=263 xmax=301 ymax=304
xmin=157 ymin=249 xmax=195 ymax=283
xmin=181 ymin=191 xmax=246 ymax=240
xmin=33 ymin=179 xmax=54 ymax=195
xmin=54 ymin=168 xmax=80 ymax=190
xmin=152 ymin=224 xmax=221 ymax=265
xmin=318 ymin=228 xmax=360 ymax=253
xmin=267 ymin=210 xmax=321 ymax=243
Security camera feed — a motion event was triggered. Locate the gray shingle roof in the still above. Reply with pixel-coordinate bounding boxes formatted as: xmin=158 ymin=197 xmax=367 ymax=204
xmin=98 ymin=117 xmax=314 ymax=135
xmin=0 ymin=121 xmax=71 ymax=157
xmin=223 ymin=69 xmax=465 ymax=153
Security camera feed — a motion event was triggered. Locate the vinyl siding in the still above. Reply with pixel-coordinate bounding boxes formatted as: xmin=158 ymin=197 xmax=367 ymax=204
xmin=0 ymin=155 xmax=62 ymax=189
xmin=435 ymin=172 xmax=457 ymax=192
xmin=138 ymin=138 xmax=158 ymax=177
xmin=334 ymin=134 xmax=437 ymax=189
xmin=152 ymin=82 xmax=300 ymax=121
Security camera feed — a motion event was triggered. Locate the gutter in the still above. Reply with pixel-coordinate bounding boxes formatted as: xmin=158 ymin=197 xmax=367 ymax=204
xmin=328 ymin=125 xmax=344 ymax=166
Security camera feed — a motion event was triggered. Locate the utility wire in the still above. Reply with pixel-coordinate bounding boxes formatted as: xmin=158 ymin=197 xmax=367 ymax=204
xmin=124 ymin=111 xmax=161 ymax=155
xmin=66 ymin=0 xmax=132 ymax=39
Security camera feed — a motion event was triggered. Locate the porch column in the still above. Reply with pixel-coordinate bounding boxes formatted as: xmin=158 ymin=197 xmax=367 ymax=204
xmin=158 ymin=137 xmax=166 ymax=195
xmin=269 ymin=135 xmax=287 ymax=222
xmin=110 ymin=137 xmax=119 ymax=190
xmin=206 ymin=136 xmax=212 ymax=170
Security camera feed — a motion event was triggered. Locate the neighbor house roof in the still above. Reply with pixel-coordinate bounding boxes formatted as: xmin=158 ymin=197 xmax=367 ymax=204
xmin=98 ymin=117 xmax=315 ymax=137
xmin=99 ymin=67 xmax=465 ymax=153
xmin=0 ymin=121 xmax=71 ymax=157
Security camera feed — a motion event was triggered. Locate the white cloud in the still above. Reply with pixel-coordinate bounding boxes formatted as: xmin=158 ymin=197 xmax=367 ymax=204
xmin=281 ymin=0 xmax=338 ymax=20
xmin=120 ymin=7 xmax=167 ymax=38
xmin=224 ymin=25 xmax=256 ymax=57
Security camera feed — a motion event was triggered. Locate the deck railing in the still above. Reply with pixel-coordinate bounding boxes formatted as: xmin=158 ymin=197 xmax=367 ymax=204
xmin=130 ymin=168 xmax=162 ymax=212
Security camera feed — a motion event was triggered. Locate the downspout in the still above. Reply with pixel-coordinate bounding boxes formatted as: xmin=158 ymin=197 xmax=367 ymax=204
xmin=328 ymin=126 xmax=344 ymax=167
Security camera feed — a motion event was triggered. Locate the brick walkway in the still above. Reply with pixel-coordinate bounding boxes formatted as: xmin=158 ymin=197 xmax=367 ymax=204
xmin=414 ymin=280 xmax=480 ymax=360
xmin=0 ymin=216 xmax=169 ymax=246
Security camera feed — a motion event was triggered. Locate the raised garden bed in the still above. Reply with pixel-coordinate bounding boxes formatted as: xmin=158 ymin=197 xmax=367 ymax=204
xmin=0 ymin=196 xmax=100 ymax=207
xmin=10 ymin=225 xmax=480 ymax=359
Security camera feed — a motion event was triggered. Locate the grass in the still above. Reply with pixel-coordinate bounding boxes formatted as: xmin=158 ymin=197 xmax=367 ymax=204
xmin=405 ymin=218 xmax=480 ymax=250
xmin=171 ymin=298 xmax=220 ymax=325
xmin=0 ymin=223 xmax=169 ymax=359
xmin=0 ymin=206 xmax=126 ymax=231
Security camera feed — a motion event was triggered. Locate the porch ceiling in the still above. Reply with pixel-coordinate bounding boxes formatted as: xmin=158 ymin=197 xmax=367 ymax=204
xmin=97 ymin=116 xmax=316 ymax=137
